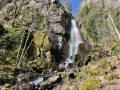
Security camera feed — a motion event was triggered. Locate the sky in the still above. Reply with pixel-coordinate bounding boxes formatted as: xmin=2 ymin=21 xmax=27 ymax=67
xmin=71 ymin=0 xmax=83 ymax=17
xmin=61 ymin=0 xmax=83 ymax=17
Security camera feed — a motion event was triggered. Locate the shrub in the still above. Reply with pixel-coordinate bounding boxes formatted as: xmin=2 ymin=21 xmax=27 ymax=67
xmin=1 ymin=29 xmax=22 ymax=50
xmin=79 ymin=4 xmax=89 ymax=18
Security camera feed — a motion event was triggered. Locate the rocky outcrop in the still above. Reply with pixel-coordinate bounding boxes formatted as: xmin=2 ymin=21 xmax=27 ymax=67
xmin=46 ymin=0 xmax=73 ymax=62
xmin=24 ymin=0 xmax=73 ymax=62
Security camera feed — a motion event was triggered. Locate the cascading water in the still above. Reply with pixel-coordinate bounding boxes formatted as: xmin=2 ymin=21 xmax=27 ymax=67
xmin=64 ymin=19 xmax=83 ymax=69
xmin=32 ymin=19 xmax=83 ymax=89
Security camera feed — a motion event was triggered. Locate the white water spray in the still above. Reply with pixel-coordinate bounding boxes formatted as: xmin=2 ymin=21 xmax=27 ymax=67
xmin=64 ymin=19 xmax=83 ymax=69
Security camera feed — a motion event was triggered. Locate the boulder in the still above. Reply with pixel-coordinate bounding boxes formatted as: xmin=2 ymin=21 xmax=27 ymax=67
xmin=58 ymin=67 xmax=65 ymax=72
xmin=19 ymin=83 xmax=35 ymax=90
xmin=39 ymin=75 xmax=62 ymax=90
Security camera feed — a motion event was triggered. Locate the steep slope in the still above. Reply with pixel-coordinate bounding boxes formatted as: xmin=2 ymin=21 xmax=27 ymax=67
xmin=77 ymin=0 xmax=120 ymax=56
xmin=0 ymin=0 xmax=73 ymax=89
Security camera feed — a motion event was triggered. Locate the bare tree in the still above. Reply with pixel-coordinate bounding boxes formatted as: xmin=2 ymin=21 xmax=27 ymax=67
xmin=61 ymin=0 xmax=72 ymax=12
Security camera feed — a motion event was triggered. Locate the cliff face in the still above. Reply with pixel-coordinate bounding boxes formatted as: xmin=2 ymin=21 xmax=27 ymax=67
xmin=0 ymin=0 xmax=73 ymax=63
xmin=27 ymin=0 xmax=73 ymax=62
xmin=0 ymin=0 xmax=73 ymax=85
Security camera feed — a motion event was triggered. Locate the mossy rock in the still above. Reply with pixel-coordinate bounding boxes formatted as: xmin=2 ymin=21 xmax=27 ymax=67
xmin=111 ymin=74 xmax=119 ymax=79
xmin=92 ymin=75 xmax=97 ymax=79
xmin=97 ymin=68 xmax=107 ymax=76
xmin=103 ymin=75 xmax=113 ymax=81
xmin=86 ymin=69 xmax=97 ymax=75
xmin=4 ymin=83 xmax=11 ymax=88
xmin=98 ymin=61 xmax=112 ymax=71
xmin=82 ymin=79 xmax=99 ymax=90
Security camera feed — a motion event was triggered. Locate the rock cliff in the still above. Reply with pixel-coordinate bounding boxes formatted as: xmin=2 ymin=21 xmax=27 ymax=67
xmin=0 ymin=0 xmax=73 ymax=88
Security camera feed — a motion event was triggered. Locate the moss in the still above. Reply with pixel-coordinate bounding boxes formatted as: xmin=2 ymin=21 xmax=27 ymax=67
xmin=82 ymin=79 xmax=99 ymax=90
xmin=4 ymin=83 xmax=11 ymax=88
xmin=92 ymin=75 xmax=97 ymax=79
xmin=61 ymin=82 xmax=73 ymax=90
xmin=87 ymin=69 xmax=97 ymax=75
xmin=111 ymin=43 xmax=117 ymax=50
xmin=103 ymin=75 xmax=113 ymax=81
xmin=98 ymin=61 xmax=112 ymax=71
xmin=107 ymin=81 xmax=118 ymax=85
xmin=0 ymin=65 xmax=15 ymax=73
xmin=17 ymin=77 xmax=23 ymax=83
xmin=111 ymin=43 xmax=120 ymax=53
xmin=34 ymin=30 xmax=50 ymax=56
xmin=111 ymin=74 xmax=119 ymax=79
xmin=81 ymin=26 xmax=88 ymax=37
xmin=97 ymin=68 xmax=107 ymax=76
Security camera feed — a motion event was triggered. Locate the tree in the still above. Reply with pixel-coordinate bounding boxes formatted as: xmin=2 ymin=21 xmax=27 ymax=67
xmin=61 ymin=0 xmax=72 ymax=12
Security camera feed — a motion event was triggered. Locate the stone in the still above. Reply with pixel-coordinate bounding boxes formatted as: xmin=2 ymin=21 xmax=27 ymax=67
xmin=19 ymin=83 xmax=35 ymax=90
xmin=58 ymin=67 xmax=65 ymax=72
xmin=39 ymin=75 xmax=62 ymax=89
xmin=26 ymin=83 xmax=35 ymax=90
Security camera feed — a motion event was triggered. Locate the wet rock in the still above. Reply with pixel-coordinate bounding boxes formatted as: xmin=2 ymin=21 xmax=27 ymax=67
xmin=39 ymin=75 xmax=62 ymax=90
xmin=26 ymin=83 xmax=35 ymax=90
xmin=84 ymin=55 xmax=91 ymax=65
xmin=19 ymin=83 xmax=35 ymax=90
xmin=67 ymin=63 xmax=74 ymax=69
xmin=58 ymin=67 xmax=65 ymax=72
xmin=78 ymin=43 xmax=87 ymax=52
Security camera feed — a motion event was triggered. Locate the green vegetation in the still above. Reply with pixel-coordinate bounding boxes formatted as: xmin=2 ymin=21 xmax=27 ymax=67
xmin=1 ymin=28 xmax=22 ymax=50
xmin=104 ymin=75 xmax=113 ymax=81
xmin=79 ymin=4 xmax=89 ymax=18
xmin=86 ymin=69 xmax=97 ymax=75
xmin=4 ymin=83 xmax=11 ymax=88
xmin=78 ymin=3 xmax=105 ymax=42
xmin=111 ymin=43 xmax=120 ymax=53
xmin=110 ymin=8 xmax=120 ymax=30
xmin=82 ymin=79 xmax=99 ymax=90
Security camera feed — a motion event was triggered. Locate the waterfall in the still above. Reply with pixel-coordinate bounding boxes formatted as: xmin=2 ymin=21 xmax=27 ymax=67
xmin=33 ymin=77 xmax=43 ymax=86
xmin=64 ymin=19 xmax=83 ymax=69
xmin=32 ymin=19 xmax=83 ymax=87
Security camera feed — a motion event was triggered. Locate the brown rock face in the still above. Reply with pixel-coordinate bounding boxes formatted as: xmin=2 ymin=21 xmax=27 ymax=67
xmin=46 ymin=1 xmax=72 ymax=62
xmin=27 ymin=0 xmax=73 ymax=62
